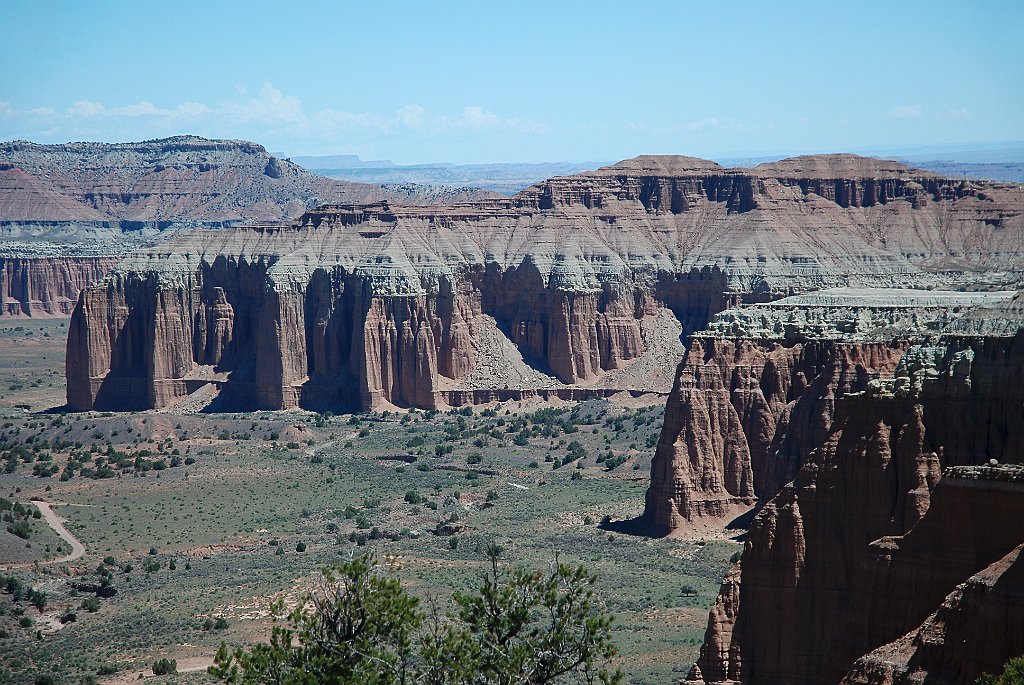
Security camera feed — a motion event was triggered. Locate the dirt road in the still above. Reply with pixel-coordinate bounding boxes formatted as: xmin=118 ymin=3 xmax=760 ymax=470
xmin=0 ymin=501 xmax=87 ymax=569
xmin=35 ymin=501 xmax=86 ymax=563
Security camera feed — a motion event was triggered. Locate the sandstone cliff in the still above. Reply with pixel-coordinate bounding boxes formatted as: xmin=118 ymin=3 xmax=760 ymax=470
xmin=643 ymin=288 xmax=1016 ymax=533
xmin=66 ymin=155 xmax=1024 ymax=412
xmin=1 ymin=256 xmax=120 ymax=316
xmin=688 ymin=335 xmax=1024 ymax=685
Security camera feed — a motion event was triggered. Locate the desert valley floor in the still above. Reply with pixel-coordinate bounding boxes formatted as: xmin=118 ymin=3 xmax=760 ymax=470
xmin=0 ymin=316 xmax=735 ymax=684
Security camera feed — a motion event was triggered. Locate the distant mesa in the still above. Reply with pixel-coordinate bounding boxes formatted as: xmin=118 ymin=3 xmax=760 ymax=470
xmin=0 ymin=135 xmax=499 ymax=224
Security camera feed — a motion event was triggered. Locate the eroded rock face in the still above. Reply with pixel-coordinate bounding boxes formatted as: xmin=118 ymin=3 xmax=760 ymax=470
xmin=643 ymin=288 xmax=1017 ymax=532
xmin=66 ymin=154 xmax=1024 ymax=412
xmin=690 ymin=337 xmax=1024 ymax=685
xmin=645 ymin=336 xmax=909 ymax=531
xmin=842 ymin=530 xmax=1024 ymax=685
xmin=1 ymin=256 xmax=120 ymax=316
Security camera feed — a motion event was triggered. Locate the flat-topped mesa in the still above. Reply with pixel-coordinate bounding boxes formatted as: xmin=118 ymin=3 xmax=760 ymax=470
xmin=0 ymin=135 xmax=499 ymax=224
xmin=689 ymin=334 xmax=1024 ymax=685
xmin=643 ymin=289 xmax=1019 ymax=534
xmin=66 ymin=154 xmax=1024 ymax=413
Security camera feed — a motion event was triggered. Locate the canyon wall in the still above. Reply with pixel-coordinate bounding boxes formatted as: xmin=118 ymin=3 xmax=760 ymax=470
xmin=644 ymin=334 xmax=910 ymax=531
xmin=688 ymin=335 xmax=1024 ymax=685
xmin=1 ymin=256 xmax=120 ymax=316
xmin=643 ymin=288 xmax=1016 ymax=532
xmin=66 ymin=154 xmax=1024 ymax=412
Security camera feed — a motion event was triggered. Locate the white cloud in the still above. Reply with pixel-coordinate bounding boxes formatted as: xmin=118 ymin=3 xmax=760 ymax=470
xmin=0 ymin=84 xmax=553 ymax=147
xmin=395 ymin=104 xmax=425 ymax=128
xmin=947 ymin=108 xmax=972 ymax=120
xmin=460 ymin=105 xmax=502 ymax=129
xmin=221 ymin=84 xmax=306 ymax=125
xmin=68 ymin=100 xmax=109 ymax=117
xmin=888 ymin=105 xmax=923 ymax=119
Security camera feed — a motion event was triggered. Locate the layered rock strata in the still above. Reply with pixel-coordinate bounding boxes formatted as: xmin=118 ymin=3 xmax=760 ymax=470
xmin=66 ymin=155 xmax=1024 ymax=412
xmin=0 ymin=136 xmax=497 ymax=222
xmin=644 ymin=289 xmax=1017 ymax=532
xmin=689 ymin=336 xmax=1024 ymax=685
xmin=1 ymin=256 xmax=120 ymax=316
xmin=0 ymin=136 xmax=499 ymax=317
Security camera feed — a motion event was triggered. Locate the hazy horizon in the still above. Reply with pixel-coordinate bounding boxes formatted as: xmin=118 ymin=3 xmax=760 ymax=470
xmin=2 ymin=1 xmax=1022 ymax=164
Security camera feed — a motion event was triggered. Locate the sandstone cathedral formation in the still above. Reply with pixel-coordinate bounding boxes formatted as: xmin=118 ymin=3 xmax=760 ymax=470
xmin=66 ymin=154 xmax=1023 ymax=413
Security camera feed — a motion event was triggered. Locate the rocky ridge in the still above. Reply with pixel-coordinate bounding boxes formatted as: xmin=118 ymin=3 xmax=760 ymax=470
xmin=685 ymin=332 xmax=1024 ymax=685
xmin=65 ymin=154 xmax=1024 ymax=412
xmin=644 ymin=288 xmax=1016 ymax=533
xmin=0 ymin=136 xmax=497 ymax=223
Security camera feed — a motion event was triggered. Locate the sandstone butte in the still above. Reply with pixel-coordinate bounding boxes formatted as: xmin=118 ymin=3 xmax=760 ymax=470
xmin=684 ymin=326 xmax=1024 ymax=685
xmin=0 ymin=135 xmax=497 ymax=317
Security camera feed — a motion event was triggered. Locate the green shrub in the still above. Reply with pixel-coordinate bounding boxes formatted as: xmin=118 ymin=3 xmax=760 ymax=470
xmin=152 ymin=658 xmax=177 ymax=676
xmin=977 ymin=656 xmax=1024 ymax=684
xmin=208 ymin=554 xmax=621 ymax=685
xmin=7 ymin=520 xmax=31 ymax=539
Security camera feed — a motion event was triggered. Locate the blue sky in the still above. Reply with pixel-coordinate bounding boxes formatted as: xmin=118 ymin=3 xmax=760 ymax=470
xmin=1 ymin=0 xmax=1021 ymax=163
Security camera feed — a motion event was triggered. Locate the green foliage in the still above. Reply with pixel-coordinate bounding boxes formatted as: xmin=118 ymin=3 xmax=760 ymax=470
xmin=29 ymin=589 xmax=46 ymax=612
xmin=210 ymin=553 xmax=621 ymax=685
xmin=6 ymin=520 xmax=31 ymax=539
xmin=152 ymin=658 xmax=177 ymax=675
xmin=977 ymin=656 xmax=1024 ymax=685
